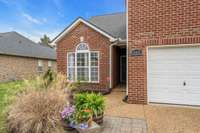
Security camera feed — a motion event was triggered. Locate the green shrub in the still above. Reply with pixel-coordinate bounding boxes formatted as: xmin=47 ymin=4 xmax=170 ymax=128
xmin=23 ymin=73 xmax=67 ymax=92
xmin=74 ymin=93 xmax=105 ymax=117
xmin=43 ymin=69 xmax=56 ymax=88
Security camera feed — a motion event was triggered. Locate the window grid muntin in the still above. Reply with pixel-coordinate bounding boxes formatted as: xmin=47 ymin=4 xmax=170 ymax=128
xmin=77 ymin=53 xmax=89 ymax=67
xmin=91 ymin=52 xmax=98 ymax=66
xmin=76 ymin=43 xmax=89 ymax=52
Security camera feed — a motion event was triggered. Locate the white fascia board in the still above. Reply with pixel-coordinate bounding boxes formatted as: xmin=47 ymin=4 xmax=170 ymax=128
xmin=51 ymin=18 xmax=116 ymax=44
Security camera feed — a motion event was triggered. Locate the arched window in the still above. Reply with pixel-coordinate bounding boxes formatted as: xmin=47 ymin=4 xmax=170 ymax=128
xmin=76 ymin=43 xmax=89 ymax=51
xmin=67 ymin=43 xmax=99 ymax=82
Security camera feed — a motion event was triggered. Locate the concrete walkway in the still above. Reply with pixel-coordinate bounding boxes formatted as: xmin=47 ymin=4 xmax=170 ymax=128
xmin=102 ymin=116 xmax=147 ymax=133
xmin=105 ymin=88 xmax=200 ymax=133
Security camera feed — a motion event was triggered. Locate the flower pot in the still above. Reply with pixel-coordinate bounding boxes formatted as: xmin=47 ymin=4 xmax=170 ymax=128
xmin=87 ymin=116 xmax=93 ymax=127
xmin=93 ymin=113 xmax=104 ymax=125
xmin=61 ymin=122 xmax=75 ymax=131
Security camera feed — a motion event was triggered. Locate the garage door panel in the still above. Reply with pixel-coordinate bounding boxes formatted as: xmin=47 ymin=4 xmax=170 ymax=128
xmin=149 ymin=90 xmax=184 ymax=104
xmin=149 ymin=80 xmax=185 ymax=86
xmin=148 ymin=46 xmax=200 ymax=106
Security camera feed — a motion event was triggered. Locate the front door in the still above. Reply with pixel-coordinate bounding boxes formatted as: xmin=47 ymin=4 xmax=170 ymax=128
xmin=120 ymin=56 xmax=126 ymax=83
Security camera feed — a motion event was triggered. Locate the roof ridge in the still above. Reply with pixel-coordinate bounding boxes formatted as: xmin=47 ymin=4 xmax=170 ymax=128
xmin=0 ymin=31 xmax=15 ymax=34
xmin=0 ymin=31 xmax=56 ymax=60
xmin=90 ymin=12 xmax=126 ymax=19
xmin=38 ymin=43 xmax=54 ymax=49
xmin=6 ymin=31 xmax=53 ymax=49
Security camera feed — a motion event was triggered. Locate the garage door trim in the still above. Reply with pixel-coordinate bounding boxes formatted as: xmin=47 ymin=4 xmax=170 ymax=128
xmin=147 ymin=43 xmax=200 ymax=105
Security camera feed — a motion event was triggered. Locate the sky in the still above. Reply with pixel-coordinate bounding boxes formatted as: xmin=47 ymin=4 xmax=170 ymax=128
xmin=0 ymin=0 xmax=125 ymax=42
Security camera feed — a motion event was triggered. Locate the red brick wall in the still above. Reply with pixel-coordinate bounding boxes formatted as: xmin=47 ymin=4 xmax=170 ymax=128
xmin=128 ymin=0 xmax=200 ymax=104
xmin=56 ymin=22 xmax=111 ymax=89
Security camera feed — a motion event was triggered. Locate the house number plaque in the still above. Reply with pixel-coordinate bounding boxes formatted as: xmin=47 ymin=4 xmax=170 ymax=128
xmin=130 ymin=49 xmax=143 ymax=56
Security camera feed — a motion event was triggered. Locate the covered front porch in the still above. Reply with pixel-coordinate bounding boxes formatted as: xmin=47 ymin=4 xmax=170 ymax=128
xmin=110 ymin=42 xmax=127 ymax=93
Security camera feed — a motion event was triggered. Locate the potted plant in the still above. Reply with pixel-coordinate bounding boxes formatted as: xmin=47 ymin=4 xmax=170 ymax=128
xmin=74 ymin=93 xmax=105 ymax=124
xmin=75 ymin=108 xmax=93 ymax=128
xmin=61 ymin=106 xmax=76 ymax=131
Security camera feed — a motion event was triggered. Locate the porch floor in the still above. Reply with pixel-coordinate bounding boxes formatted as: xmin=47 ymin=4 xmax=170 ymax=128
xmin=105 ymin=86 xmax=200 ymax=133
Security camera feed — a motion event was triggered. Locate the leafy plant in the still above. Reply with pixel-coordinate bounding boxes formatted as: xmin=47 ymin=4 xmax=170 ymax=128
xmin=43 ymin=69 xmax=56 ymax=88
xmin=75 ymin=109 xmax=93 ymax=123
xmin=74 ymin=93 xmax=105 ymax=117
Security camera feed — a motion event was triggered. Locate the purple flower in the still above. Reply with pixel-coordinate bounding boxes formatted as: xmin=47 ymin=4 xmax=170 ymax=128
xmin=79 ymin=123 xmax=88 ymax=129
xmin=61 ymin=106 xmax=75 ymax=119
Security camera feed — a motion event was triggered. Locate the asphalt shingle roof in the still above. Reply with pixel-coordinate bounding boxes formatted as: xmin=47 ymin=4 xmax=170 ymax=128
xmin=0 ymin=32 xmax=56 ymax=60
xmin=90 ymin=12 xmax=126 ymax=40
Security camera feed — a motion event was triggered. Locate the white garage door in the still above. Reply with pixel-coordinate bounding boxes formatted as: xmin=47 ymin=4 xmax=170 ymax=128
xmin=148 ymin=45 xmax=200 ymax=106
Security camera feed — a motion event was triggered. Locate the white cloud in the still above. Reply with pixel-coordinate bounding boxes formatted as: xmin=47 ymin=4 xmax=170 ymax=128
xmin=16 ymin=29 xmax=59 ymax=43
xmin=22 ymin=13 xmax=46 ymax=25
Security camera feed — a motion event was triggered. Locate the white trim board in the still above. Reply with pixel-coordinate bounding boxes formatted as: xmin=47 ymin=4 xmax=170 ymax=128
xmin=126 ymin=0 xmax=129 ymax=95
xmin=51 ymin=18 xmax=116 ymax=45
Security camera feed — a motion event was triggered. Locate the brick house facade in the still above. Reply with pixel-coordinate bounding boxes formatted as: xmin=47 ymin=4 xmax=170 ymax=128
xmin=0 ymin=55 xmax=56 ymax=82
xmin=0 ymin=32 xmax=57 ymax=82
xmin=128 ymin=0 xmax=200 ymax=104
xmin=56 ymin=23 xmax=110 ymax=90
xmin=54 ymin=0 xmax=200 ymax=105
xmin=53 ymin=14 xmax=126 ymax=92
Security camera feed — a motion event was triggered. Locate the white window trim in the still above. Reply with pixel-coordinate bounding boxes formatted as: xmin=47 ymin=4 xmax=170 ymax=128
xmin=67 ymin=44 xmax=99 ymax=83
xmin=37 ymin=60 xmax=43 ymax=72
xmin=90 ymin=51 xmax=100 ymax=83
xmin=76 ymin=52 xmax=89 ymax=82
xmin=48 ymin=61 xmax=52 ymax=68
xmin=67 ymin=52 xmax=75 ymax=81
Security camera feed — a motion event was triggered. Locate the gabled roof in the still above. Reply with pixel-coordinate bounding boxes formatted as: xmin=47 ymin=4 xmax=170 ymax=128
xmin=90 ymin=12 xmax=126 ymax=40
xmin=51 ymin=17 xmax=117 ymax=44
xmin=0 ymin=32 xmax=56 ymax=60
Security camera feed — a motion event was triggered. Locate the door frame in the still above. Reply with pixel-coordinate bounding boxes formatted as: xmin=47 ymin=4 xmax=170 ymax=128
xmin=120 ymin=55 xmax=126 ymax=83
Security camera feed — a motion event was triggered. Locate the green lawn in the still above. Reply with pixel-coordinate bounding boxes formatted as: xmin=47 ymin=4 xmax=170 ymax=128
xmin=0 ymin=81 xmax=25 ymax=132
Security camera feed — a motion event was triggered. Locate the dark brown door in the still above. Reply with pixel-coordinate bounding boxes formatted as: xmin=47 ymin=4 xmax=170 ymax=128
xmin=120 ymin=56 xmax=126 ymax=83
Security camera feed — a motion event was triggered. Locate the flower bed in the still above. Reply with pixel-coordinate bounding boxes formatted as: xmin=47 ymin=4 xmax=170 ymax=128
xmin=70 ymin=82 xmax=112 ymax=95
xmin=6 ymin=71 xmax=106 ymax=132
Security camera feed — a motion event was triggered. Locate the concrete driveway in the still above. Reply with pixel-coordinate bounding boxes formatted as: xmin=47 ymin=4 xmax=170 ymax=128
xmin=105 ymin=90 xmax=200 ymax=133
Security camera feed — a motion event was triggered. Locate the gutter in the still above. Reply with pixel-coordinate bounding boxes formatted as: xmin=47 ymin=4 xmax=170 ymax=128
xmin=111 ymin=38 xmax=127 ymax=44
